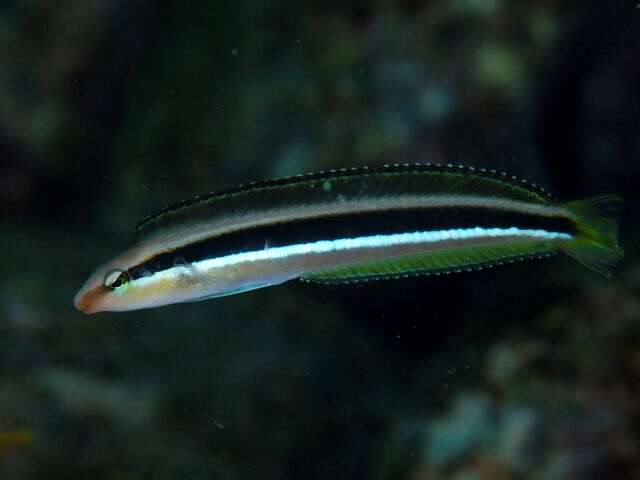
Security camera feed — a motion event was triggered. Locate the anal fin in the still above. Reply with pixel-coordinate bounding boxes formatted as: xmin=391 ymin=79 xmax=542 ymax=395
xmin=300 ymin=240 xmax=559 ymax=283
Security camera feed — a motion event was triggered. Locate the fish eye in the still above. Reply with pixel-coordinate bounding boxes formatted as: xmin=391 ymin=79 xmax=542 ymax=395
xmin=104 ymin=269 xmax=131 ymax=291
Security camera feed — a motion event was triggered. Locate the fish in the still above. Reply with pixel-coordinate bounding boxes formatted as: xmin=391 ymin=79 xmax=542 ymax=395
xmin=74 ymin=164 xmax=623 ymax=313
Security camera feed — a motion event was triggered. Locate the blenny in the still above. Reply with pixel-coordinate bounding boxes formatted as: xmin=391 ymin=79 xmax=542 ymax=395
xmin=74 ymin=164 xmax=623 ymax=313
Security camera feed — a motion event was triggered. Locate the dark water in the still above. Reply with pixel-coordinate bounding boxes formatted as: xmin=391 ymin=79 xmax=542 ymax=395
xmin=2 ymin=1 xmax=640 ymax=478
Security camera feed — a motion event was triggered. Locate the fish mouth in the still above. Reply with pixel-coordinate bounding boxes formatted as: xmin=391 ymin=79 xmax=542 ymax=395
xmin=73 ymin=285 xmax=104 ymax=314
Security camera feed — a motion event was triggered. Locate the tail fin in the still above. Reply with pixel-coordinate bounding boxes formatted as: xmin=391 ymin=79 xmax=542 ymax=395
xmin=563 ymin=195 xmax=624 ymax=276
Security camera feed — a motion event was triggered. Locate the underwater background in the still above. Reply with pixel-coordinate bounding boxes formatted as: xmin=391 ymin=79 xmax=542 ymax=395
xmin=2 ymin=1 xmax=640 ymax=478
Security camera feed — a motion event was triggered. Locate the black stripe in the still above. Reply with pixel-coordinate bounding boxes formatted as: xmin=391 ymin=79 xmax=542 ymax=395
xmin=128 ymin=206 xmax=576 ymax=279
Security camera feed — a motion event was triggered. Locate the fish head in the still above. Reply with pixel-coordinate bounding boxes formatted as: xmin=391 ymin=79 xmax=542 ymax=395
xmin=74 ymin=245 xmax=189 ymax=313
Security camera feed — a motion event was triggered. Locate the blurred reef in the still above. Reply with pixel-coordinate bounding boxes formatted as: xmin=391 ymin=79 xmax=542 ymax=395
xmin=1 ymin=1 xmax=640 ymax=479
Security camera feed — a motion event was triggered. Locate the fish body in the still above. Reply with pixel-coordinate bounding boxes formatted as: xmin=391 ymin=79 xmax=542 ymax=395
xmin=74 ymin=164 xmax=623 ymax=313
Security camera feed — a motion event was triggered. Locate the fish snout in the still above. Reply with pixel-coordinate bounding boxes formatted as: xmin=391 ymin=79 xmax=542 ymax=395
xmin=73 ymin=285 xmax=104 ymax=314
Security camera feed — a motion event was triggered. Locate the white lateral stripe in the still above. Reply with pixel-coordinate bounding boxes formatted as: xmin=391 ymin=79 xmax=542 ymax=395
xmin=194 ymin=227 xmax=571 ymax=270
xmin=132 ymin=227 xmax=571 ymax=287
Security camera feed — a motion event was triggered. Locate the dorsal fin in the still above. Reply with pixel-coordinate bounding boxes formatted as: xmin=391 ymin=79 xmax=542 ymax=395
xmin=134 ymin=163 xmax=553 ymax=243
